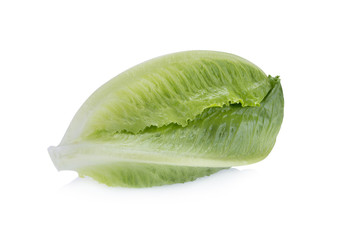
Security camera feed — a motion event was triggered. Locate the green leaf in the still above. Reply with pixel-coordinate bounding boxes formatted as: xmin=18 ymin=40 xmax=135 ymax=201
xmin=48 ymin=51 xmax=284 ymax=187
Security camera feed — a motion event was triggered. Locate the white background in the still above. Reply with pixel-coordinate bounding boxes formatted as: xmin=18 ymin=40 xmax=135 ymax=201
xmin=1 ymin=0 xmax=359 ymax=239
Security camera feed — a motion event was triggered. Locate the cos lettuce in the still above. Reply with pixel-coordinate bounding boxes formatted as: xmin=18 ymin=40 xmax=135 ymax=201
xmin=48 ymin=51 xmax=284 ymax=188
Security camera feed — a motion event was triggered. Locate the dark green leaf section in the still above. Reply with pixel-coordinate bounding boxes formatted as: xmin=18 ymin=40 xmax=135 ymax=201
xmin=78 ymin=162 xmax=226 ymax=188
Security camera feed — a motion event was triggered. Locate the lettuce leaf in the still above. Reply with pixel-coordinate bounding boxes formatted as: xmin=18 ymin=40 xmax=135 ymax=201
xmin=48 ymin=51 xmax=284 ymax=187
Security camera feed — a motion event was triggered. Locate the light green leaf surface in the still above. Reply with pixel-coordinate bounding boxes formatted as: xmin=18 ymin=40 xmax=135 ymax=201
xmin=48 ymin=51 xmax=284 ymax=187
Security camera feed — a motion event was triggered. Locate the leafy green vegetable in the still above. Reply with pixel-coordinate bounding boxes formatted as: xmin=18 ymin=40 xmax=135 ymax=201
xmin=48 ymin=51 xmax=284 ymax=188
